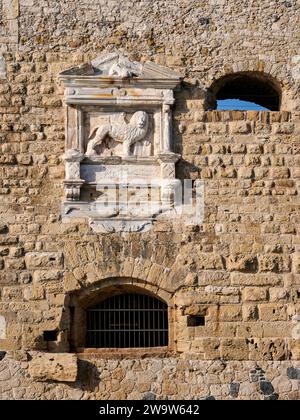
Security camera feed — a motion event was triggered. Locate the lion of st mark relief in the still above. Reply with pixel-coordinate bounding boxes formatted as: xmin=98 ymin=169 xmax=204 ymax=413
xmin=86 ymin=111 xmax=151 ymax=157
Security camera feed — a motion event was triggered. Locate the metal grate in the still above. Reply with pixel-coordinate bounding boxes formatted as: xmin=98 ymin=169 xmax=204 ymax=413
xmin=86 ymin=293 xmax=168 ymax=348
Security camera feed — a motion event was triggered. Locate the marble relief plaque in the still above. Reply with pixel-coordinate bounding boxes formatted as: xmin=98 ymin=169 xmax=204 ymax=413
xmin=84 ymin=111 xmax=154 ymax=158
xmin=60 ymin=52 xmax=182 ymax=232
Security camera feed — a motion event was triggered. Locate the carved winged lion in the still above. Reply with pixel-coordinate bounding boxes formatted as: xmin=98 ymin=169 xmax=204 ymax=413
xmin=86 ymin=111 xmax=149 ymax=157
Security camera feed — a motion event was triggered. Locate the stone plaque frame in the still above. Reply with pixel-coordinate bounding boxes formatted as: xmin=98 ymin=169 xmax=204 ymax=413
xmin=59 ymin=53 xmax=182 ymax=232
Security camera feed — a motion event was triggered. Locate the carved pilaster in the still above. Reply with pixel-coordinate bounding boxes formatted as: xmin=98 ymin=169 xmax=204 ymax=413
xmin=158 ymin=153 xmax=180 ymax=207
xmin=162 ymin=104 xmax=172 ymax=153
xmin=63 ymin=149 xmax=85 ymax=201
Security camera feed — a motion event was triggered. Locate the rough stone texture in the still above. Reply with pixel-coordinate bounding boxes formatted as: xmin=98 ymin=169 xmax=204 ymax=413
xmin=0 ymin=355 xmax=299 ymax=400
xmin=27 ymin=352 xmax=78 ymax=382
xmin=0 ymin=0 xmax=299 ymax=400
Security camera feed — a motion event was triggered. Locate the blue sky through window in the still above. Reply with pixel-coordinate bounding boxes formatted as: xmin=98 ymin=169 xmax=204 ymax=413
xmin=217 ymin=99 xmax=269 ymax=111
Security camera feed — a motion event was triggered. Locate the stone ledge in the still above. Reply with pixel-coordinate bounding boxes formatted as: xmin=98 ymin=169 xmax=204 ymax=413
xmin=28 ymin=352 xmax=78 ymax=382
xmin=77 ymin=347 xmax=176 ymax=360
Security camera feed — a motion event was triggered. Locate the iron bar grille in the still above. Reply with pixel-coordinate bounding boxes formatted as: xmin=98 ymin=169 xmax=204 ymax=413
xmin=86 ymin=293 xmax=168 ymax=348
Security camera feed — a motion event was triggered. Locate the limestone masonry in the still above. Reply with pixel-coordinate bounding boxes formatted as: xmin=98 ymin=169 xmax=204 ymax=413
xmin=0 ymin=0 xmax=299 ymax=400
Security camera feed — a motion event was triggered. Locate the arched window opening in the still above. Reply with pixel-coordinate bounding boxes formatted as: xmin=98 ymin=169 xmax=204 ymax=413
xmin=86 ymin=293 xmax=168 ymax=348
xmin=208 ymin=72 xmax=281 ymax=111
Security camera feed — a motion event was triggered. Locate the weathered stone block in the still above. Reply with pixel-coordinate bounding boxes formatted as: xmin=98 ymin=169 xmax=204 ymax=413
xmin=63 ymin=272 xmax=81 ymax=292
xmin=231 ymin=273 xmax=282 ymax=286
xmin=262 ymin=322 xmax=292 ymax=338
xmin=5 ymin=258 xmax=25 ymax=270
xmin=289 ymin=341 xmax=300 ymax=360
xmin=229 ymin=121 xmax=252 ymax=134
xmin=0 ymin=271 xmax=18 ymax=285
xmin=229 ymin=382 xmax=240 ymax=398
xmin=259 ymin=381 xmax=275 ymax=396
xmin=220 ymin=338 xmax=248 ymax=360
xmin=258 ymin=304 xmax=287 ymax=322
xmin=206 ymin=123 xmax=227 ymax=135
xmin=200 ymin=271 xmax=230 ymax=286
xmin=219 ymin=305 xmax=242 ymax=321
xmin=238 ymin=167 xmax=253 ymax=179
xmin=227 ymin=255 xmax=258 ymax=272
xmin=2 ymin=286 xmax=22 ymax=300
xmin=33 ymin=270 xmax=62 ymax=283
xmin=242 ymin=305 xmax=258 ymax=321
xmin=237 ymin=322 xmax=263 ymax=338
xmin=184 ymin=272 xmax=198 ymax=286
xmin=23 ymin=285 xmax=44 ymax=301
xmin=270 ymin=167 xmax=290 ymax=179
xmin=287 ymin=367 xmax=300 ymax=380
xmin=25 ymin=253 xmax=63 ymax=269
xmin=230 ymin=144 xmax=246 ymax=154
xmin=273 ymin=123 xmax=294 ymax=134
xmin=249 ymin=339 xmax=287 ymax=361
xmin=73 ymin=266 xmax=86 ymax=280
xmin=292 ymin=253 xmax=300 ymax=274
xmin=219 ymin=167 xmax=237 ymax=178
xmin=269 ymin=288 xmax=289 ymax=302
xmin=186 ymin=123 xmax=205 ymax=134
xmin=242 ymin=287 xmax=268 ymax=302
xmin=258 ymin=255 xmax=290 ymax=273
xmin=197 ymin=253 xmax=224 ymax=270
xmin=28 ymin=352 xmax=78 ymax=382
xmin=202 ymin=338 xmax=220 ymax=359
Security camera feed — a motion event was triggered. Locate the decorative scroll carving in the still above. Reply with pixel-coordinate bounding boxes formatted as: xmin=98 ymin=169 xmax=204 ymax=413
xmin=86 ymin=111 xmax=149 ymax=157
xmin=64 ymin=182 xmax=84 ymax=201
xmin=89 ymin=220 xmax=153 ymax=233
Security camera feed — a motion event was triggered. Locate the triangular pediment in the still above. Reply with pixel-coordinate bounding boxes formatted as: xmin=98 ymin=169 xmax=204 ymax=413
xmin=59 ymin=52 xmax=182 ymax=87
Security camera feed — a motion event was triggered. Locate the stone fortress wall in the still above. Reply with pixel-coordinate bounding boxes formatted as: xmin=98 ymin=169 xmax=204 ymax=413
xmin=0 ymin=0 xmax=299 ymax=399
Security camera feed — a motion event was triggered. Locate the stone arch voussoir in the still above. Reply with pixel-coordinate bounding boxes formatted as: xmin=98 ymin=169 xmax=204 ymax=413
xmin=63 ymin=256 xmax=177 ymax=296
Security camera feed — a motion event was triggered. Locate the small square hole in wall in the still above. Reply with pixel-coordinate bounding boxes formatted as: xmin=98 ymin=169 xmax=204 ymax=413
xmin=187 ymin=315 xmax=205 ymax=327
xmin=43 ymin=330 xmax=58 ymax=341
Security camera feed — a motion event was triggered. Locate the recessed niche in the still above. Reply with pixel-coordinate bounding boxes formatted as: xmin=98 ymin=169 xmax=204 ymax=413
xmin=43 ymin=330 xmax=58 ymax=342
xmin=187 ymin=315 xmax=205 ymax=327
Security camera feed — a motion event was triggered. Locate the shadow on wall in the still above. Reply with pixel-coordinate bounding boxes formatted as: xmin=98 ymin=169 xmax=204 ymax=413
xmin=76 ymin=358 xmax=100 ymax=392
